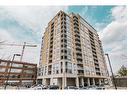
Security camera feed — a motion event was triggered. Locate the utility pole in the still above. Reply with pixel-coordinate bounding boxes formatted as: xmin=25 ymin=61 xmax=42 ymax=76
xmin=20 ymin=42 xmax=26 ymax=61
xmin=105 ymin=53 xmax=117 ymax=90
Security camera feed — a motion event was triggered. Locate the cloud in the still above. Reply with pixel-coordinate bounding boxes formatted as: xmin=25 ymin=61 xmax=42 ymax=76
xmin=0 ymin=6 xmax=68 ymax=42
xmin=99 ymin=6 xmax=127 ymax=73
xmin=0 ymin=29 xmax=14 ymax=42
xmin=111 ymin=6 xmax=127 ymax=21
xmin=0 ymin=6 xmax=68 ymax=64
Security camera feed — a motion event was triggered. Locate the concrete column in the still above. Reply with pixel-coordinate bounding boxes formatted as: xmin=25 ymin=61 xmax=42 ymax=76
xmin=59 ymin=63 xmax=61 ymax=74
xmin=93 ymin=78 xmax=95 ymax=85
xmin=50 ymin=78 xmax=53 ymax=85
xmin=43 ymin=78 xmax=46 ymax=85
xmin=76 ymin=77 xmax=79 ymax=87
xmin=99 ymin=79 xmax=102 ymax=86
xmin=65 ymin=77 xmax=67 ymax=87
xmin=51 ymin=64 xmax=53 ymax=75
xmin=63 ymin=62 xmax=66 ymax=73
xmin=41 ymin=79 xmax=43 ymax=85
xmin=62 ymin=77 xmax=67 ymax=89
xmin=81 ymin=78 xmax=84 ymax=87
xmin=87 ymin=78 xmax=90 ymax=86
xmin=102 ymin=79 xmax=105 ymax=85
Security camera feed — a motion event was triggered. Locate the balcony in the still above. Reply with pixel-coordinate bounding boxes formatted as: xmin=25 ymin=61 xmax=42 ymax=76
xmin=90 ymin=39 xmax=95 ymax=43
xmin=50 ymin=41 xmax=53 ymax=45
xmin=73 ymin=16 xmax=78 ymax=20
xmin=73 ymin=19 xmax=79 ymax=23
xmin=95 ymin=65 xmax=99 ymax=69
xmin=75 ymin=34 xmax=80 ymax=38
xmin=73 ymin=22 xmax=79 ymax=26
xmin=95 ymin=68 xmax=100 ymax=72
xmin=77 ymin=56 xmax=82 ymax=60
xmin=49 ymin=55 xmax=52 ymax=58
xmin=75 ymin=38 xmax=80 ymax=42
xmin=89 ymin=31 xmax=93 ymax=37
xmin=76 ymin=52 xmax=82 ymax=55
xmin=96 ymin=72 xmax=101 ymax=76
xmin=74 ymin=26 xmax=79 ymax=31
xmin=76 ymin=48 xmax=81 ymax=52
xmin=89 ymin=36 xmax=94 ymax=41
xmin=75 ymin=42 xmax=81 ymax=46
xmin=75 ymin=41 xmax=81 ymax=45
xmin=94 ymin=61 xmax=99 ymax=65
xmin=77 ymin=70 xmax=84 ymax=76
xmin=61 ymin=26 xmax=66 ymax=30
xmin=77 ymin=58 xmax=82 ymax=62
xmin=49 ymin=60 xmax=52 ymax=63
xmin=91 ymin=43 xmax=95 ymax=47
xmin=77 ymin=66 xmax=83 ymax=70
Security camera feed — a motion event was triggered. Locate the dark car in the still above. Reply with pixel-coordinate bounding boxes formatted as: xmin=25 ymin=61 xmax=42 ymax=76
xmin=64 ymin=86 xmax=78 ymax=90
xmin=96 ymin=86 xmax=105 ymax=90
xmin=48 ymin=85 xmax=59 ymax=89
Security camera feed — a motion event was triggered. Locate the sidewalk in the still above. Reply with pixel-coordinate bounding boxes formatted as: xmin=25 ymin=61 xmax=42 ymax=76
xmin=107 ymin=86 xmax=127 ymax=90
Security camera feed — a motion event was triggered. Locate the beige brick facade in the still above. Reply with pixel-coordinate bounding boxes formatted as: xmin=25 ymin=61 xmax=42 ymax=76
xmin=38 ymin=11 xmax=109 ymax=89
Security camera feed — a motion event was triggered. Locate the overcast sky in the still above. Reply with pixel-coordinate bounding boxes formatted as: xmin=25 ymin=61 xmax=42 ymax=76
xmin=0 ymin=6 xmax=127 ymax=74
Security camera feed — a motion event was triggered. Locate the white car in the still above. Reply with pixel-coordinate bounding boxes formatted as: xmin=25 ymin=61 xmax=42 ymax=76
xmin=87 ymin=85 xmax=105 ymax=90
xmin=29 ymin=86 xmax=43 ymax=90
xmin=87 ymin=85 xmax=98 ymax=90
xmin=96 ymin=86 xmax=105 ymax=90
xmin=29 ymin=84 xmax=47 ymax=90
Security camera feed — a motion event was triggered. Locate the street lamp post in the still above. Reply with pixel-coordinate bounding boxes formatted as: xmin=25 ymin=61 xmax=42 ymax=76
xmin=4 ymin=54 xmax=21 ymax=89
xmin=105 ymin=53 xmax=117 ymax=90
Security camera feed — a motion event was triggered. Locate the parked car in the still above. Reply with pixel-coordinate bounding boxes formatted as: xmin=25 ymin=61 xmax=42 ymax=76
xmin=87 ymin=85 xmax=105 ymax=90
xmin=26 ymin=85 xmax=31 ymax=88
xmin=30 ymin=84 xmax=37 ymax=88
xmin=29 ymin=84 xmax=48 ymax=90
xmin=96 ymin=86 xmax=105 ymax=90
xmin=87 ymin=85 xmax=98 ymax=90
xmin=64 ymin=86 xmax=78 ymax=90
xmin=30 ymin=86 xmax=43 ymax=90
xmin=79 ymin=86 xmax=89 ymax=90
xmin=48 ymin=85 xmax=59 ymax=89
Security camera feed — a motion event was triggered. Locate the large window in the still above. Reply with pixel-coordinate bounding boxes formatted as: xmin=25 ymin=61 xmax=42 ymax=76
xmin=65 ymin=62 xmax=72 ymax=73
xmin=53 ymin=63 xmax=60 ymax=74
xmin=0 ymin=62 xmax=7 ymax=66
xmin=84 ymin=66 xmax=90 ymax=75
xmin=24 ymin=70 xmax=33 ymax=74
xmin=12 ymin=64 xmax=23 ymax=68
xmin=11 ymin=69 xmax=22 ymax=73
xmin=0 ymin=68 xmax=6 ymax=72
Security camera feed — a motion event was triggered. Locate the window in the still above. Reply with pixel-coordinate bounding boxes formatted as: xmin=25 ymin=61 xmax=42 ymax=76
xmin=67 ymin=56 xmax=71 ymax=61
xmin=61 ymin=56 xmax=63 ymax=59
xmin=65 ymin=62 xmax=72 ymax=73
xmin=53 ymin=63 xmax=60 ymax=74
xmin=0 ymin=68 xmax=5 ymax=72
xmin=84 ymin=66 xmax=90 ymax=75
xmin=12 ymin=64 xmax=23 ymax=68
xmin=11 ymin=69 xmax=22 ymax=73
xmin=64 ymin=56 xmax=67 ymax=59
xmin=0 ymin=62 xmax=7 ymax=66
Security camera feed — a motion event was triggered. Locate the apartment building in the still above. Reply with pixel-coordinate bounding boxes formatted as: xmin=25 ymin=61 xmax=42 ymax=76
xmin=37 ymin=11 xmax=109 ymax=89
xmin=0 ymin=59 xmax=37 ymax=86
